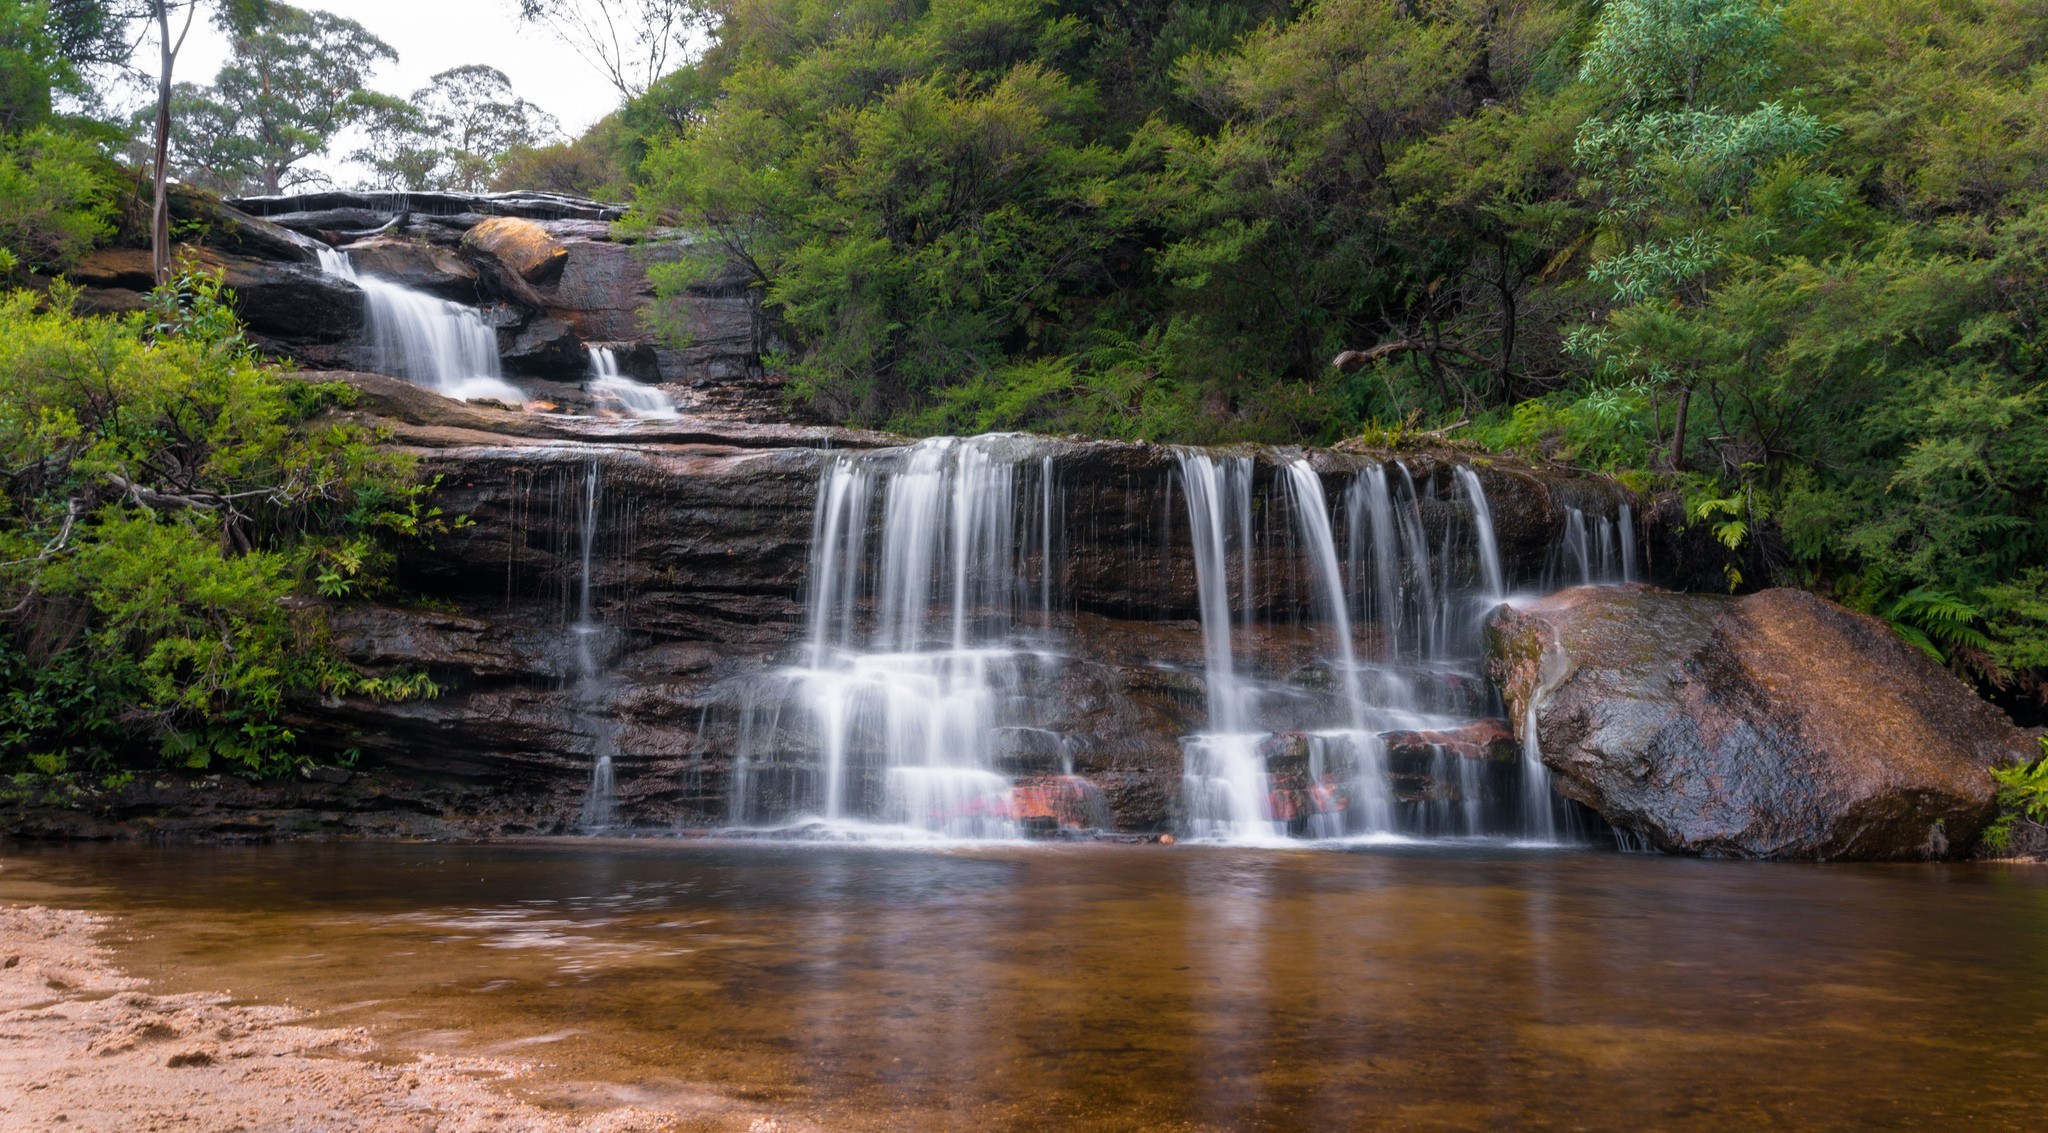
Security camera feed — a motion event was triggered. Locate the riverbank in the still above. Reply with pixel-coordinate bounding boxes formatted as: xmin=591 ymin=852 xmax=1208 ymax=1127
xmin=0 ymin=901 xmax=698 ymax=1132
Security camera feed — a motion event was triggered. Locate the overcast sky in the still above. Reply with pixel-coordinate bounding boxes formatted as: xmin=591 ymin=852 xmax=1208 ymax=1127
xmin=127 ymin=0 xmax=634 ymax=188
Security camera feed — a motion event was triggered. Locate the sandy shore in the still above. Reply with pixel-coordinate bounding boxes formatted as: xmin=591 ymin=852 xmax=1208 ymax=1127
xmin=0 ymin=903 xmax=722 ymax=1133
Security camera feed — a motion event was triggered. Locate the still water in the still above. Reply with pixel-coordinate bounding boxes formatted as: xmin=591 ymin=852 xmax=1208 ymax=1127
xmin=4 ymin=841 xmax=2044 ymax=1130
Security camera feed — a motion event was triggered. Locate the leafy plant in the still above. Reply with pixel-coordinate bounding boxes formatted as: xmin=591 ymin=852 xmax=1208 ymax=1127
xmin=0 ymin=272 xmax=443 ymax=779
xmin=1982 ymin=737 xmax=2048 ymax=854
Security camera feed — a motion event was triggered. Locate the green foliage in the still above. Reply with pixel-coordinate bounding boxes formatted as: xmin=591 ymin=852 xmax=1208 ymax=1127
xmin=0 ymin=275 xmax=443 ymax=779
xmin=0 ymin=125 xmax=113 ymax=271
xmin=619 ymin=0 xmax=2048 ymax=696
xmin=1982 ymin=737 xmax=2048 ymax=853
xmin=0 ymin=0 xmax=73 ymax=133
xmin=1578 ymin=0 xmax=1784 ymax=108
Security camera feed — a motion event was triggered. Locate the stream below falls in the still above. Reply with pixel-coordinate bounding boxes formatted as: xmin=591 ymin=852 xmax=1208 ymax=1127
xmin=4 ymin=842 xmax=2045 ymax=1130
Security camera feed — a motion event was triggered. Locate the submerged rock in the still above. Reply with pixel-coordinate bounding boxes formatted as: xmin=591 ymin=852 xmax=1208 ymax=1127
xmin=1485 ymin=585 xmax=2029 ymax=859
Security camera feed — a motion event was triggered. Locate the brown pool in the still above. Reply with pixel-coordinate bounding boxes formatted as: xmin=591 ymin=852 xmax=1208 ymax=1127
xmin=3 ymin=840 xmax=2044 ymax=1130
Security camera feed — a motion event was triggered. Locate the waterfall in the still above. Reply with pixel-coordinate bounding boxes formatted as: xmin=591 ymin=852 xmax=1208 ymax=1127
xmin=1619 ymin=502 xmax=1638 ymax=584
xmin=315 ymin=246 xmax=527 ymax=404
xmin=1455 ymin=467 xmax=1505 ymax=601
xmin=1394 ymin=465 xmax=1443 ymax=661
xmin=1552 ymin=504 xmax=1635 ymax=587
xmin=1166 ymin=454 xmax=1586 ymax=843
xmin=726 ymin=438 xmax=1590 ymax=846
xmin=1562 ymin=507 xmax=1593 ymax=586
xmin=571 ymin=461 xmax=619 ymax=832
xmin=1348 ymin=465 xmax=1404 ymax=661
xmin=587 ymin=346 xmax=680 ymax=420
xmin=1517 ymin=637 xmax=1575 ymax=844
xmin=1176 ymin=451 xmax=1276 ymax=842
xmin=1281 ymin=460 xmax=1392 ymax=834
xmin=731 ymin=436 xmax=1079 ymax=838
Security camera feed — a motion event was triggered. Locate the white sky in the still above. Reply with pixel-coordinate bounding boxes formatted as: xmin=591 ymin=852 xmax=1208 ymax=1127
xmin=113 ymin=0 xmax=633 ymax=189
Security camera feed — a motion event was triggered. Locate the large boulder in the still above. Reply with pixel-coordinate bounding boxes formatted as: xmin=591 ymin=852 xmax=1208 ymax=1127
xmin=461 ymin=216 xmax=568 ymax=287
xmin=1485 ymin=585 xmax=2030 ymax=859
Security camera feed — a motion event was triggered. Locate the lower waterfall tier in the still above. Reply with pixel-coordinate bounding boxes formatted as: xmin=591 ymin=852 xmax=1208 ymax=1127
xmin=21 ymin=372 xmax=2010 ymax=859
xmin=230 ymin=374 xmax=1638 ymax=842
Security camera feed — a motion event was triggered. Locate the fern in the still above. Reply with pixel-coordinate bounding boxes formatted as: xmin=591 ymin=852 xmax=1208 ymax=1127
xmin=1884 ymin=587 xmax=1992 ymax=666
xmin=1982 ymin=738 xmax=2048 ymax=854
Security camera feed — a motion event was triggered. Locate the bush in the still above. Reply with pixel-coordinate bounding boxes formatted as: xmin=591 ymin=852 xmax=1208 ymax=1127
xmin=0 ymin=274 xmax=444 ymax=779
xmin=0 ymin=126 xmax=113 ymax=271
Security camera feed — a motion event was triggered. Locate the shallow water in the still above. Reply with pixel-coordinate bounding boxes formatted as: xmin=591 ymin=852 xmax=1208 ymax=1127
xmin=4 ymin=841 xmax=2045 ymax=1130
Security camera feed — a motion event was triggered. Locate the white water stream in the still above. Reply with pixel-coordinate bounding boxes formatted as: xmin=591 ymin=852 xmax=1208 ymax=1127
xmin=731 ymin=436 xmax=1075 ymax=838
xmin=725 ymin=438 xmax=1605 ymax=845
xmin=315 ymin=247 xmax=528 ymax=404
xmin=587 ymin=346 xmax=679 ymax=420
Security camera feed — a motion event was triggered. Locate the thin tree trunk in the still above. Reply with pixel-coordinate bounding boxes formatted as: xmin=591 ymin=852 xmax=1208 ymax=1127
xmin=151 ymin=1 xmax=174 ymax=283
xmin=1669 ymin=385 xmax=1691 ymax=470
xmin=150 ymin=0 xmax=199 ymax=284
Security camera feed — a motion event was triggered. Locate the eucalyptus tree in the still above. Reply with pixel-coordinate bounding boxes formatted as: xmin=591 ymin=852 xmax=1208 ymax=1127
xmin=156 ymin=3 xmax=396 ymax=195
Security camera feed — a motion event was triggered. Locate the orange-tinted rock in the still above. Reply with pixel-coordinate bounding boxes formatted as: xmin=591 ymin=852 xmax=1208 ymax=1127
xmin=460 ymin=216 xmax=568 ymax=285
xmin=1485 ymin=585 xmax=2029 ymax=859
xmin=1009 ymin=776 xmax=1109 ymax=831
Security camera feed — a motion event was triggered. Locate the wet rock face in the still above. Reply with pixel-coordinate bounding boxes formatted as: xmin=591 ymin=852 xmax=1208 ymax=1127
xmin=1485 ymin=586 xmax=2029 ymax=860
xmin=188 ymin=376 xmax=1650 ymax=837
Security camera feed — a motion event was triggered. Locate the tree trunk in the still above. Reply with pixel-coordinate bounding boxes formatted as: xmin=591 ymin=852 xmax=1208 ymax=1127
xmin=151 ymin=0 xmax=174 ymax=284
xmin=1669 ymin=385 xmax=1691 ymax=470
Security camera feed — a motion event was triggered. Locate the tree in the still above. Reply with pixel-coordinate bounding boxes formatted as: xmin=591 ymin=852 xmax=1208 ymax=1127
xmin=158 ymin=2 xmax=395 ymax=195
xmin=2 ymin=0 xmax=77 ymax=132
xmin=344 ymin=93 xmax=435 ymax=191
xmin=512 ymin=0 xmax=710 ymax=99
xmin=133 ymin=0 xmax=268 ymax=281
xmin=350 ymin=65 xmax=559 ymax=192
xmin=1569 ymin=0 xmax=1837 ymax=469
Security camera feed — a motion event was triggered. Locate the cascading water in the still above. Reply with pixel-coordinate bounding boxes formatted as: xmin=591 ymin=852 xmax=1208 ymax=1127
xmin=586 ymin=346 xmax=680 ymax=420
xmin=1619 ymin=502 xmax=1637 ymax=584
xmin=730 ymin=435 xmax=1080 ymax=839
xmin=1550 ymin=505 xmax=1636 ymax=586
xmin=315 ymin=246 xmax=528 ymax=404
xmin=1172 ymin=455 xmax=1576 ymax=843
xmin=1176 ymin=452 xmax=1276 ymax=842
xmin=1455 ymin=466 xmax=1505 ymax=601
xmin=570 ymin=460 xmax=619 ymax=832
xmin=1517 ymin=636 xmax=1576 ymax=843
xmin=723 ymin=436 xmax=1601 ymax=845
xmin=1281 ymin=459 xmax=1393 ymax=835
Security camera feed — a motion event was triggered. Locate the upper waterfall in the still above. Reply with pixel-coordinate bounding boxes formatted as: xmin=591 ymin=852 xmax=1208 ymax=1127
xmin=315 ymin=246 xmax=528 ymax=404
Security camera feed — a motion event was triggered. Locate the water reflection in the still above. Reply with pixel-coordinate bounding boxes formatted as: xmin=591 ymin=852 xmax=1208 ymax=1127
xmin=3 ymin=843 xmax=2045 ymax=1131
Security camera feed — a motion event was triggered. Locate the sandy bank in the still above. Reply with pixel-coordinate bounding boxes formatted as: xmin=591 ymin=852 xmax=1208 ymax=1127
xmin=0 ymin=902 xmax=720 ymax=1133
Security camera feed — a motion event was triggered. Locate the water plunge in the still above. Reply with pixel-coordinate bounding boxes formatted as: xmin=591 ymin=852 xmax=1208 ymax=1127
xmin=1172 ymin=453 xmax=1554 ymax=843
xmin=570 ymin=461 xmax=619 ymax=832
xmin=315 ymin=246 xmax=528 ymax=404
xmin=731 ymin=436 xmax=1080 ymax=838
xmin=723 ymin=437 xmax=1590 ymax=844
xmin=587 ymin=346 xmax=680 ymax=420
